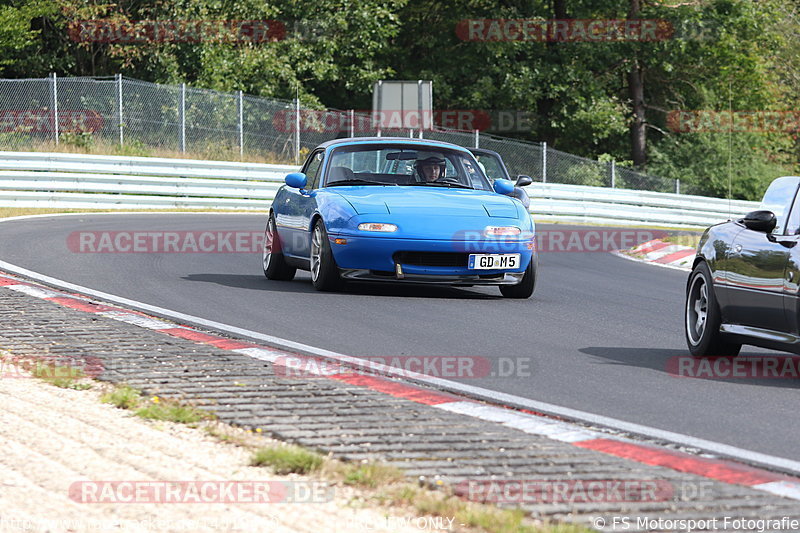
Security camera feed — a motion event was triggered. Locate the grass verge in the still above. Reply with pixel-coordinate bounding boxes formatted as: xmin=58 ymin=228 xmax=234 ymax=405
xmin=662 ymin=233 xmax=702 ymax=248
xmin=50 ymin=381 xmax=592 ymax=533
xmin=31 ymin=362 xmax=92 ymax=390
xmin=7 ymin=139 xmax=295 ymax=165
xmin=100 ymin=384 xmax=212 ymax=426
xmin=250 ymin=444 xmax=324 ymax=474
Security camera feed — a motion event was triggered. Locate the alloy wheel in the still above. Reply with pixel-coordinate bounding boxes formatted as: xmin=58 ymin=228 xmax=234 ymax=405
xmin=686 ymin=274 xmax=708 ymax=345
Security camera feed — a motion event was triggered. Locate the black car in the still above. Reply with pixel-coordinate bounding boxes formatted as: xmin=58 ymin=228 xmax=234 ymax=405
xmin=469 ymin=148 xmax=533 ymax=209
xmin=685 ymin=176 xmax=800 ymax=356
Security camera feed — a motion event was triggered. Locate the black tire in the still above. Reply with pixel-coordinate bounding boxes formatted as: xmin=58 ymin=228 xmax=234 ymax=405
xmin=500 ymin=259 xmax=536 ymax=299
xmin=685 ymin=262 xmax=741 ymax=356
xmin=262 ymin=214 xmax=296 ymax=281
xmin=310 ymin=219 xmax=343 ymax=291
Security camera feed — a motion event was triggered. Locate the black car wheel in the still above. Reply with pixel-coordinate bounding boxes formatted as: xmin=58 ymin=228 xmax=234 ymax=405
xmin=310 ymin=219 xmax=343 ymax=291
xmin=500 ymin=260 xmax=536 ymax=299
xmin=262 ymin=214 xmax=296 ymax=281
xmin=685 ymin=262 xmax=741 ymax=356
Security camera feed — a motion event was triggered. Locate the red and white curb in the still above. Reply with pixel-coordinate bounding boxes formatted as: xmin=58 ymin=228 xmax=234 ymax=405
xmin=2 ymin=269 xmax=800 ymax=502
xmin=614 ymin=239 xmax=695 ymax=271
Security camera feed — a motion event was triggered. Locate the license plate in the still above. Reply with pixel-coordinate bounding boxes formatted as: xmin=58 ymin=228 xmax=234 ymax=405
xmin=468 ymin=254 xmax=520 ymax=270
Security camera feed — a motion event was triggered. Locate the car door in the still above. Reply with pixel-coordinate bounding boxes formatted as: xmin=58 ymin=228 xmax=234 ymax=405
xmin=725 ymin=178 xmax=799 ymax=332
xmin=276 ymin=150 xmax=324 ymax=258
xmin=279 ymin=150 xmax=324 ymax=259
xmin=782 ymin=186 xmax=800 ymax=336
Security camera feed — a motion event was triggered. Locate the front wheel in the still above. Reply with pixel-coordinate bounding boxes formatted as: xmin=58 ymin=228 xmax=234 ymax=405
xmin=310 ymin=220 xmax=343 ymax=291
xmin=263 ymin=214 xmax=296 ymax=281
xmin=500 ymin=260 xmax=536 ymax=299
xmin=685 ymin=262 xmax=741 ymax=356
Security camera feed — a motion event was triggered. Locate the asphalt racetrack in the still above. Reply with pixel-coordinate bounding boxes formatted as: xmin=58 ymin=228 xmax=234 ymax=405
xmin=0 ymin=213 xmax=793 ymax=463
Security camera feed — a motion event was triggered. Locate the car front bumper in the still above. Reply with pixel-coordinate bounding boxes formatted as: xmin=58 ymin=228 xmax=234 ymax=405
xmin=329 ymin=233 xmax=536 ymax=284
xmin=339 ymin=269 xmax=526 ymax=285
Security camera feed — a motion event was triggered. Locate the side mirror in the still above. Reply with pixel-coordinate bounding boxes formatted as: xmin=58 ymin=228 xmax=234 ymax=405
xmin=515 ymin=175 xmax=533 ymax=187
xmin=493 ymin=178 xmax=515 ymax=195
xmin=285 ymin=172 xmax=308 ymax=189
xmin=742 ymin=210 xmax=777 ymax=233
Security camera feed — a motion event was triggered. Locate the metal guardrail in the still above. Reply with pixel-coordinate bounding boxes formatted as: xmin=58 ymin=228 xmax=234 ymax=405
xmin=0 ymin=151 xmax=761 ymax=227
xmin=528 ymin=183 xmax=760 ymax=228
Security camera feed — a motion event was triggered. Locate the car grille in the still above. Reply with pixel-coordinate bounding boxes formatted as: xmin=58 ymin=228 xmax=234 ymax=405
xmin=393 ymin=251 xmax=469 ymax=267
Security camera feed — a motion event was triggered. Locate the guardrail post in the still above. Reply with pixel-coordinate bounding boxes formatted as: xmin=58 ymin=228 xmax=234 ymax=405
xmin=611 ymin=159 xmax=616 ymax=188
xmin=117 ymin=74 xmax=124 ymax=146
xmin=541 ymin=141 xmax=547 ymax=183
xmin=238 ymin=90 xmax=244 ymax=157
xmin=676 ymin=179 xmax=680 ymax=194
xmin=474 ymin=129 xmax=479 ymax=149
xmin=294 ymin=97 xmax=300 ymax=164
xmin=179 ymin=83 xmax=186 ymax=153
xmin=50 ymin=73 xmax=59 ymax=145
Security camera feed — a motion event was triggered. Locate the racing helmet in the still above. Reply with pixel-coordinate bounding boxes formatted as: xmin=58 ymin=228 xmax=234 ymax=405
xmin=414 ymin=152 xmax=447 ymax=181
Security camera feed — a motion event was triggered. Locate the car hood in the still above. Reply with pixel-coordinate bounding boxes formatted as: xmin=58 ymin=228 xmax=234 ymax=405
xmin=330 ymin=186 xmax=519 ymax=218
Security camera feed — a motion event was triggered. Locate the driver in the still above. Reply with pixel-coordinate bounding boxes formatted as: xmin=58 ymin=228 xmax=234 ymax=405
xmin=415 ymin=154 xmax=447 ymax=182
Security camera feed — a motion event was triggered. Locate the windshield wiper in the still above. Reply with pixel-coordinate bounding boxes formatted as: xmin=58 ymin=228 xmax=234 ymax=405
xmin=408 ymin=181 xmax=473 ymax=190
xmin=326 ymin=178 xmax=393 ymax=186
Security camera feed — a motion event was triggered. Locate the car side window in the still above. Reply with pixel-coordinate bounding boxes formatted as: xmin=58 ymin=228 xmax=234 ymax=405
xmin=786 ymin=188 xmax=800 ymax=235
xmin=303 ymin=151 xmax=324 ymax=189
xmin=759 ymin=177 xmax=800 ymax=235
xmin=476 ymin=155 xmax=505 ymax=181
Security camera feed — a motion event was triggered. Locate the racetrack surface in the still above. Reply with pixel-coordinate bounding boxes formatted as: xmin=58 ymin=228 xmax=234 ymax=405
xmin=0 ymin=213 xmax=794 ymax=463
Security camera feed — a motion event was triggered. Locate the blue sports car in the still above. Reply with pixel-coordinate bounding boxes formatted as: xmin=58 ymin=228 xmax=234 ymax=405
xmin=262 ymin=138 xmax=538 ymax=298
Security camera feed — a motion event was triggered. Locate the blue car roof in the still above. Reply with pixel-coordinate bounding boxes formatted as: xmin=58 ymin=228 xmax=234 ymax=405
xmin=317 ymin=137 xmax=472 ymax=154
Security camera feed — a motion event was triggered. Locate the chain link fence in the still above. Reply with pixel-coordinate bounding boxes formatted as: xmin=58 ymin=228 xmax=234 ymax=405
xmin=0 ymin=74 xmax=680 ymax=192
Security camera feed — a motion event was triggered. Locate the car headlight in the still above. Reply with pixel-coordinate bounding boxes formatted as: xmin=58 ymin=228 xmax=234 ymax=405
xmin=358 ymin=223 xmax=398 ymax=232
xmin=484 ymin=226 xmax=521 ymax=237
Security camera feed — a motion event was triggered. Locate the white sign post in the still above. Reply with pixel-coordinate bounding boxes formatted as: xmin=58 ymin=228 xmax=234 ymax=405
xmin=372 ymin=80 xmax=433 ymax=137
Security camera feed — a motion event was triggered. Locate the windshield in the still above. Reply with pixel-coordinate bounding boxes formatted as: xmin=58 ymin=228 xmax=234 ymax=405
xmin=473 ymin=153 xmax=509 ymax=181
xmin=325 ymin=145 xmax=493 ymax=190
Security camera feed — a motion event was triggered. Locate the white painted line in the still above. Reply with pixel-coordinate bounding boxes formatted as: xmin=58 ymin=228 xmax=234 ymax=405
xmin=611 ymin=250 xmax=691 ymax=272
xmin=97 ymin=311 xmax=181 ymax=330
xmin=643 ymin=244 xmax=685 ymax=261
xmin=233 ymin=347 xmax=283 ymax=363
xmin=6 ymin=284 xmax=64 ymax=298
xmin=755 ymin=481 xmax=800 ymax=500
xmin=437 ymin=402 xmax=600 ymax=443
